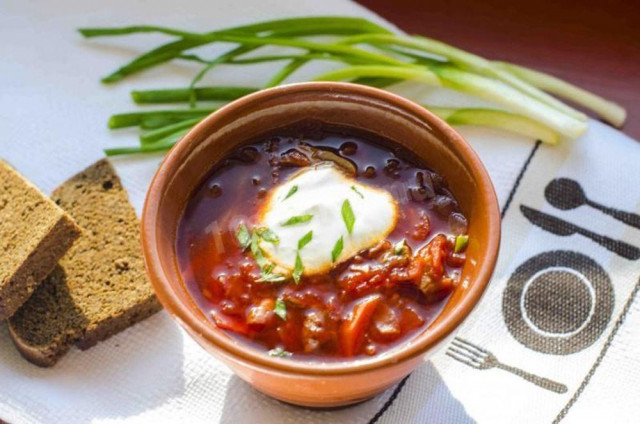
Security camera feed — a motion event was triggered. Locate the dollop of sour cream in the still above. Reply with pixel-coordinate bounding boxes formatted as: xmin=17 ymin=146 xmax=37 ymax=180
xmin=258 ymin=164 xmax=398 ymax=276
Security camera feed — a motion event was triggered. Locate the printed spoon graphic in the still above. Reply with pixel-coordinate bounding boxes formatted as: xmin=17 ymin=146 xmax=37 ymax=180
xmin=545 ymin=178 xmax=640 ymax=230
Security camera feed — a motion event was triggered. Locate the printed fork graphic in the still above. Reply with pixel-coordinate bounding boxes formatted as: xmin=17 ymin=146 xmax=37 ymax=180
xmin=446 ymin=337 xmax=568 ymax=394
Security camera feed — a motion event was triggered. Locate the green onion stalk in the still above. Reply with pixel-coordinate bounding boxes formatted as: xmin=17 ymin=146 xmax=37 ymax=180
xmin=78 ymin=16 xmax=625 ymax=156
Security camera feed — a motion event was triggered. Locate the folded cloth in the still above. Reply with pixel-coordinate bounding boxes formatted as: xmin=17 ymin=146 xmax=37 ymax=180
xmin=1 ymin=0 xmax=638 ymax=423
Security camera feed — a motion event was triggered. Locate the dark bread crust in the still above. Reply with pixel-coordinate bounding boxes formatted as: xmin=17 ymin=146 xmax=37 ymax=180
xmin=8 ymin=159 xmax=161 ymax=367
xmin=0 ymin=160 xmax=81 ymax=320
xmin=8 ymin=264 xmax=88 ymax=367
xmin=8 ymin=303 xmax=76 ymax=367
xmin=76 ymin=294 xmax=162 ymax=350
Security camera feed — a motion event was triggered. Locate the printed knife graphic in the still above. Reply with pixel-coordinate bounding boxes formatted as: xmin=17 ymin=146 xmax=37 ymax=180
xmin=520 ymin=205 xmax=640 ymax=260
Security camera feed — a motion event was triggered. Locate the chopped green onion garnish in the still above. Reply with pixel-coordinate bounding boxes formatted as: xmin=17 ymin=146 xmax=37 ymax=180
xmin=351 ymin=185 xmax=364 ymax=199
xmin=250 ymin=232 xmax=268 ymax=269
xmin=281 ymin=214 xmax=314 ymax=226
xmin=293 ymin=253 xmax=303 ymax=284
xmin=341 ymin=199 xmax=355 ymax=234
xmin=454 ymin=235 xmax=469 ymax=253
xmin=256 ymin=227 xmax=280 ymax=245
xmin=268 ymin=347 xmax=292 ymax=357
xmin=235 ymin=224 xmax=251 ymax=250
xmin=274 ymin=298 xmax=287 ymax=320
xmin=256 ymin=272 xmax=286 ymax=283
xmin=284 ymin=185 xmax=298 ymax=200
xmin=393 ymin=239 xmax=409 ymax=255
xmin=263 ymin=263 xmax=275 ymax=274
xmin=331 ymin=236 xmax=344 ymax=263
xmin=297 ymin=231 xmax=313 ymax=250
xmin=241 ymin=226 xmax=284 ymax=282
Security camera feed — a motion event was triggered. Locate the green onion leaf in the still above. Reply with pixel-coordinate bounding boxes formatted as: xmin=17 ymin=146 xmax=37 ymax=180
xmin=293 ymin=253 xmax=303 ymax=284
xmin=351 ymin=185 xmax=364 ymax=199
xmin=454 ymin=235 xmax=469 ymax=253
xmin=297 ymin=231 xmax=313 ymax=250
xmin=108 ymin=108 xmax=214 ymax=129
xmin=341 ymin=199 xmax=355 ymax=234
xmin=88 ymin=17 xmax=391 ymax=83
xmin=284 ymin=185 xmax=298 ymax=200
xmin=316 ymin=65 xmax=440 ymax=86
xmin=274 ymin=298 xmax=287 ymax=320
xmin=132 ymin=86 xmax=258 ymax=104
xmin=281 ymin=214 xmax=313 ymax=226
xmin=331 ymin=236 xmax=344 ymax=263
xmin=235 ymin=224 xmax=251 ymax=250
xmin=268 ymin=347 xmax=292 ymax=357
xmin=256 ymin=227 xmax=280 ymax=245
xmin=140 ymin=117 xmax=202 ymax=144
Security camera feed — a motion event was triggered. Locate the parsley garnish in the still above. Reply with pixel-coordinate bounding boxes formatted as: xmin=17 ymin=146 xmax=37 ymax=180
xmin=268 ymin=347 xmax=292 ymax=357
xmin=331 ymin=236 xmax=344 ymax=262
xmin=297 ymin=231 xmax=313 ymax=250
xmin=293 ymin=252 xmax=303 ymax=284
xmin=274 ymin=298 xmax=287 ymax=320
xmin=235 ymin=224 xmax=251 ymax=250
xmin=281 ymin=214 xmax=313 ymax=226
xmin=283 ymin=185 xmax=298 ymax=200
xmin=351 ymin=185 xmax=364 ymax=199
xmin=341 ymin=199 xmax=355 ymax=234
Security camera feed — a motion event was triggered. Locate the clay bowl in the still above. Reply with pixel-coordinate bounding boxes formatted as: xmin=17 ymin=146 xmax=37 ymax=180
xmin=141 ymin=82 xmax=500 ymax=407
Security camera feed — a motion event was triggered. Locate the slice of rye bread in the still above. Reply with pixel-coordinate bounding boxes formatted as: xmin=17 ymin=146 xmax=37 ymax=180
xmin=8 ymin=159 xmax=161 ymax=367
xmin=0 ymin=160 xmax=81 ymax=320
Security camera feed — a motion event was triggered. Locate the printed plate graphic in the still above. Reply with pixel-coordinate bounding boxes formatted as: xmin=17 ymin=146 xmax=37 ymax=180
xmin=503 ymin=250 xmax=614 ymax=355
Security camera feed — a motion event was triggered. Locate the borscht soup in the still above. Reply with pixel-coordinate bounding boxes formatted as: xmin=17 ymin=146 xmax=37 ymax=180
xmin=176 ymin=125 xmax=469 ymax=359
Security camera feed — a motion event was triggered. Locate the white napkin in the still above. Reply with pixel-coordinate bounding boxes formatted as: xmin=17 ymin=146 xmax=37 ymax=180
xmin=1 ymin=0 xmax=639 ymax=423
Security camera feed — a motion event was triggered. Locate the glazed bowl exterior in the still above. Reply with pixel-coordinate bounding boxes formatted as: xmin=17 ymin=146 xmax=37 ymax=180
xmin=141 ymin=82 xmax=500 ymax=407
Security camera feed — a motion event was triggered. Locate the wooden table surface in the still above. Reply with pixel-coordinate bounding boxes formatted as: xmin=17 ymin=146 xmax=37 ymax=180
xmin=357 ymin=0 xmax=640 ymax=139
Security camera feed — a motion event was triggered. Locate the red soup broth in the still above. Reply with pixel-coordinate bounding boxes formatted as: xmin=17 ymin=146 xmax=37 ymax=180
xmin=176 ymin=126 xmax=468 ymax=360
